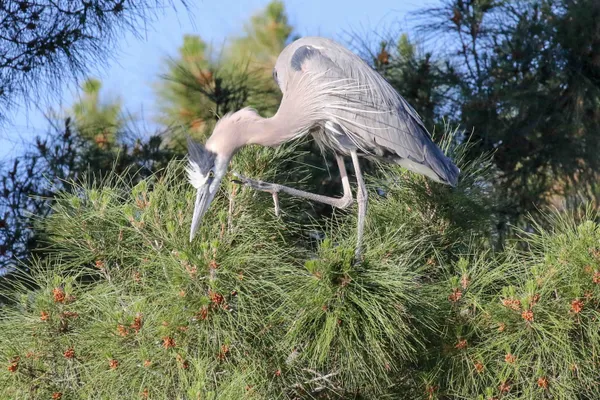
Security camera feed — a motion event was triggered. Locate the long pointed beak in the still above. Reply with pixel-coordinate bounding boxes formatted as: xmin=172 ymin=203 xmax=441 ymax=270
xmin=190 ymin=184 xmax=210 ymax=242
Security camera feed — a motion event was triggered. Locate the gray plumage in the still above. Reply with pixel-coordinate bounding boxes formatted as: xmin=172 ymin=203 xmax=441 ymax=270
xmin=273 ymin=37 xmax=459 ymax=186
xmin=187 ymin=36 xmax=460 ymax=260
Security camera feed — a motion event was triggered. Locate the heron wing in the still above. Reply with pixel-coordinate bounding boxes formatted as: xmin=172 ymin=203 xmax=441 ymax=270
xmin=284 ymin=37 xmax=459 ymax=186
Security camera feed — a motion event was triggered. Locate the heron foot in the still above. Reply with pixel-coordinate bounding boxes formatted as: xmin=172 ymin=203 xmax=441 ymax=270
xmin=232 ymin=172 xmax=280 ymax=193
xmin=232 ymin=172 xmax=282 ymax=216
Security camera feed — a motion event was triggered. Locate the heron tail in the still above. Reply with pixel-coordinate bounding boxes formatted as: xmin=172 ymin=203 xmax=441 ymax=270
xmin=424 ymin=142 xmax=460 ymax=187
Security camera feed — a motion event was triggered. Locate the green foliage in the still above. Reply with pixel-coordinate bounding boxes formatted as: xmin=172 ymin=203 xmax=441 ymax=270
xmin=156 ymin=35 xmax=227 ymax=136
xmin=71 ymin=78 xmax=125 ymax=145
xmin=415 ymin=0 xmax=600 ymax=226
xmin=3 ymin=1 xmax=600 ymax=398
xmin=3 ymin=126 xmax=600 ymax=398
xmin=372 ymin=34 xmax=446 ymax=129
xmin=426 ymin=208 xmax=600 ymax=399
xmin=0 ymin=114 xmax=177 ymax=276
xmin=3 ymin=123 xmax=600 ymax=398
xmin=281 ymin=235 xmax=426 ymax=395
xmin=156 ymin=0 xmax=292 ymax=143
xmin=0 ymin=126 xmax=502 ymax=399
xmin=0 ymin=162 xmax=293 ymax=399
xmin=228 ymin=0 xmax=293 ymax=66
xmin=358 ymin=125 xmax=498 ymax=264
xmin=0 ymin=0 xmax=190 ymax=123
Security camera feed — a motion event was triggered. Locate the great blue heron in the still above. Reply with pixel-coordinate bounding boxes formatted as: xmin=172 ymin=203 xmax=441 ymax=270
xmin=187 ymin=36 xmax=459 ymax=259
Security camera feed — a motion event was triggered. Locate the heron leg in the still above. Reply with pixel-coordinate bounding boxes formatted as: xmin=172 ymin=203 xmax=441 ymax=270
xmin=336 ymin=154 xmax=353 ymax=204
xmin=232 ymin=154 xmax=353 ymax=212
xmin=350 ymin=151 xmax=368 ymax=262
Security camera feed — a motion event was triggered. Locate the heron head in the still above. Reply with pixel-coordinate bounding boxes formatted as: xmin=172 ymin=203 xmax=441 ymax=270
xmin=186 ymin=136 xmax=228 ymax=242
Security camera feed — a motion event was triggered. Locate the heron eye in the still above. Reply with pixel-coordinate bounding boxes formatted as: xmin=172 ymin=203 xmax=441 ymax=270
xmin=208 ymin=170 xmax=215 ymax=179
xmin=272 ymin=68 xmax=278 ymax=82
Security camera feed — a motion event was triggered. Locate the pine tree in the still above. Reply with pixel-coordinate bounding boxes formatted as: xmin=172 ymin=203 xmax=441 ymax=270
xmin=156 ymin=0 xmax=292 ymax=144
xmin=3 ymin=116 xmax=599 ymax=398
xmin=71 ymin=78 xmax=125 ymax=148
xmin=0 ymin=126 xmax=502 ymax=399
xmin=0 ymin=0 xmax=189 ymax=123
xmin=228 ymin=0 xmax=293 ymax=67
xmin=156 ymin=35 xmax=218 ymax=137
xmin=370 ymin=33 xmax=449 ymax=133
xmin=415 ymin=0 xmax=600 ymax=230
xmin=0 ymin=78 xmax=176 ymax=277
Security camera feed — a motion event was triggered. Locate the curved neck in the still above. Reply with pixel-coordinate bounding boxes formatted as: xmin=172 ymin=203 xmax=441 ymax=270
xmin=206 ymin=111 xmax=300 ymax=158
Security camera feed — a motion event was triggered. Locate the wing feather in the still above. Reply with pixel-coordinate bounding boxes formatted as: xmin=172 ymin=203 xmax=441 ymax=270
xmin=280 ymin=38 xmax=459 ymax=186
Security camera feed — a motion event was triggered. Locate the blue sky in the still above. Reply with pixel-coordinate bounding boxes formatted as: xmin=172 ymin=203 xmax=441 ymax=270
xmin=0 ymin=0 xmax=425 ymax=161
